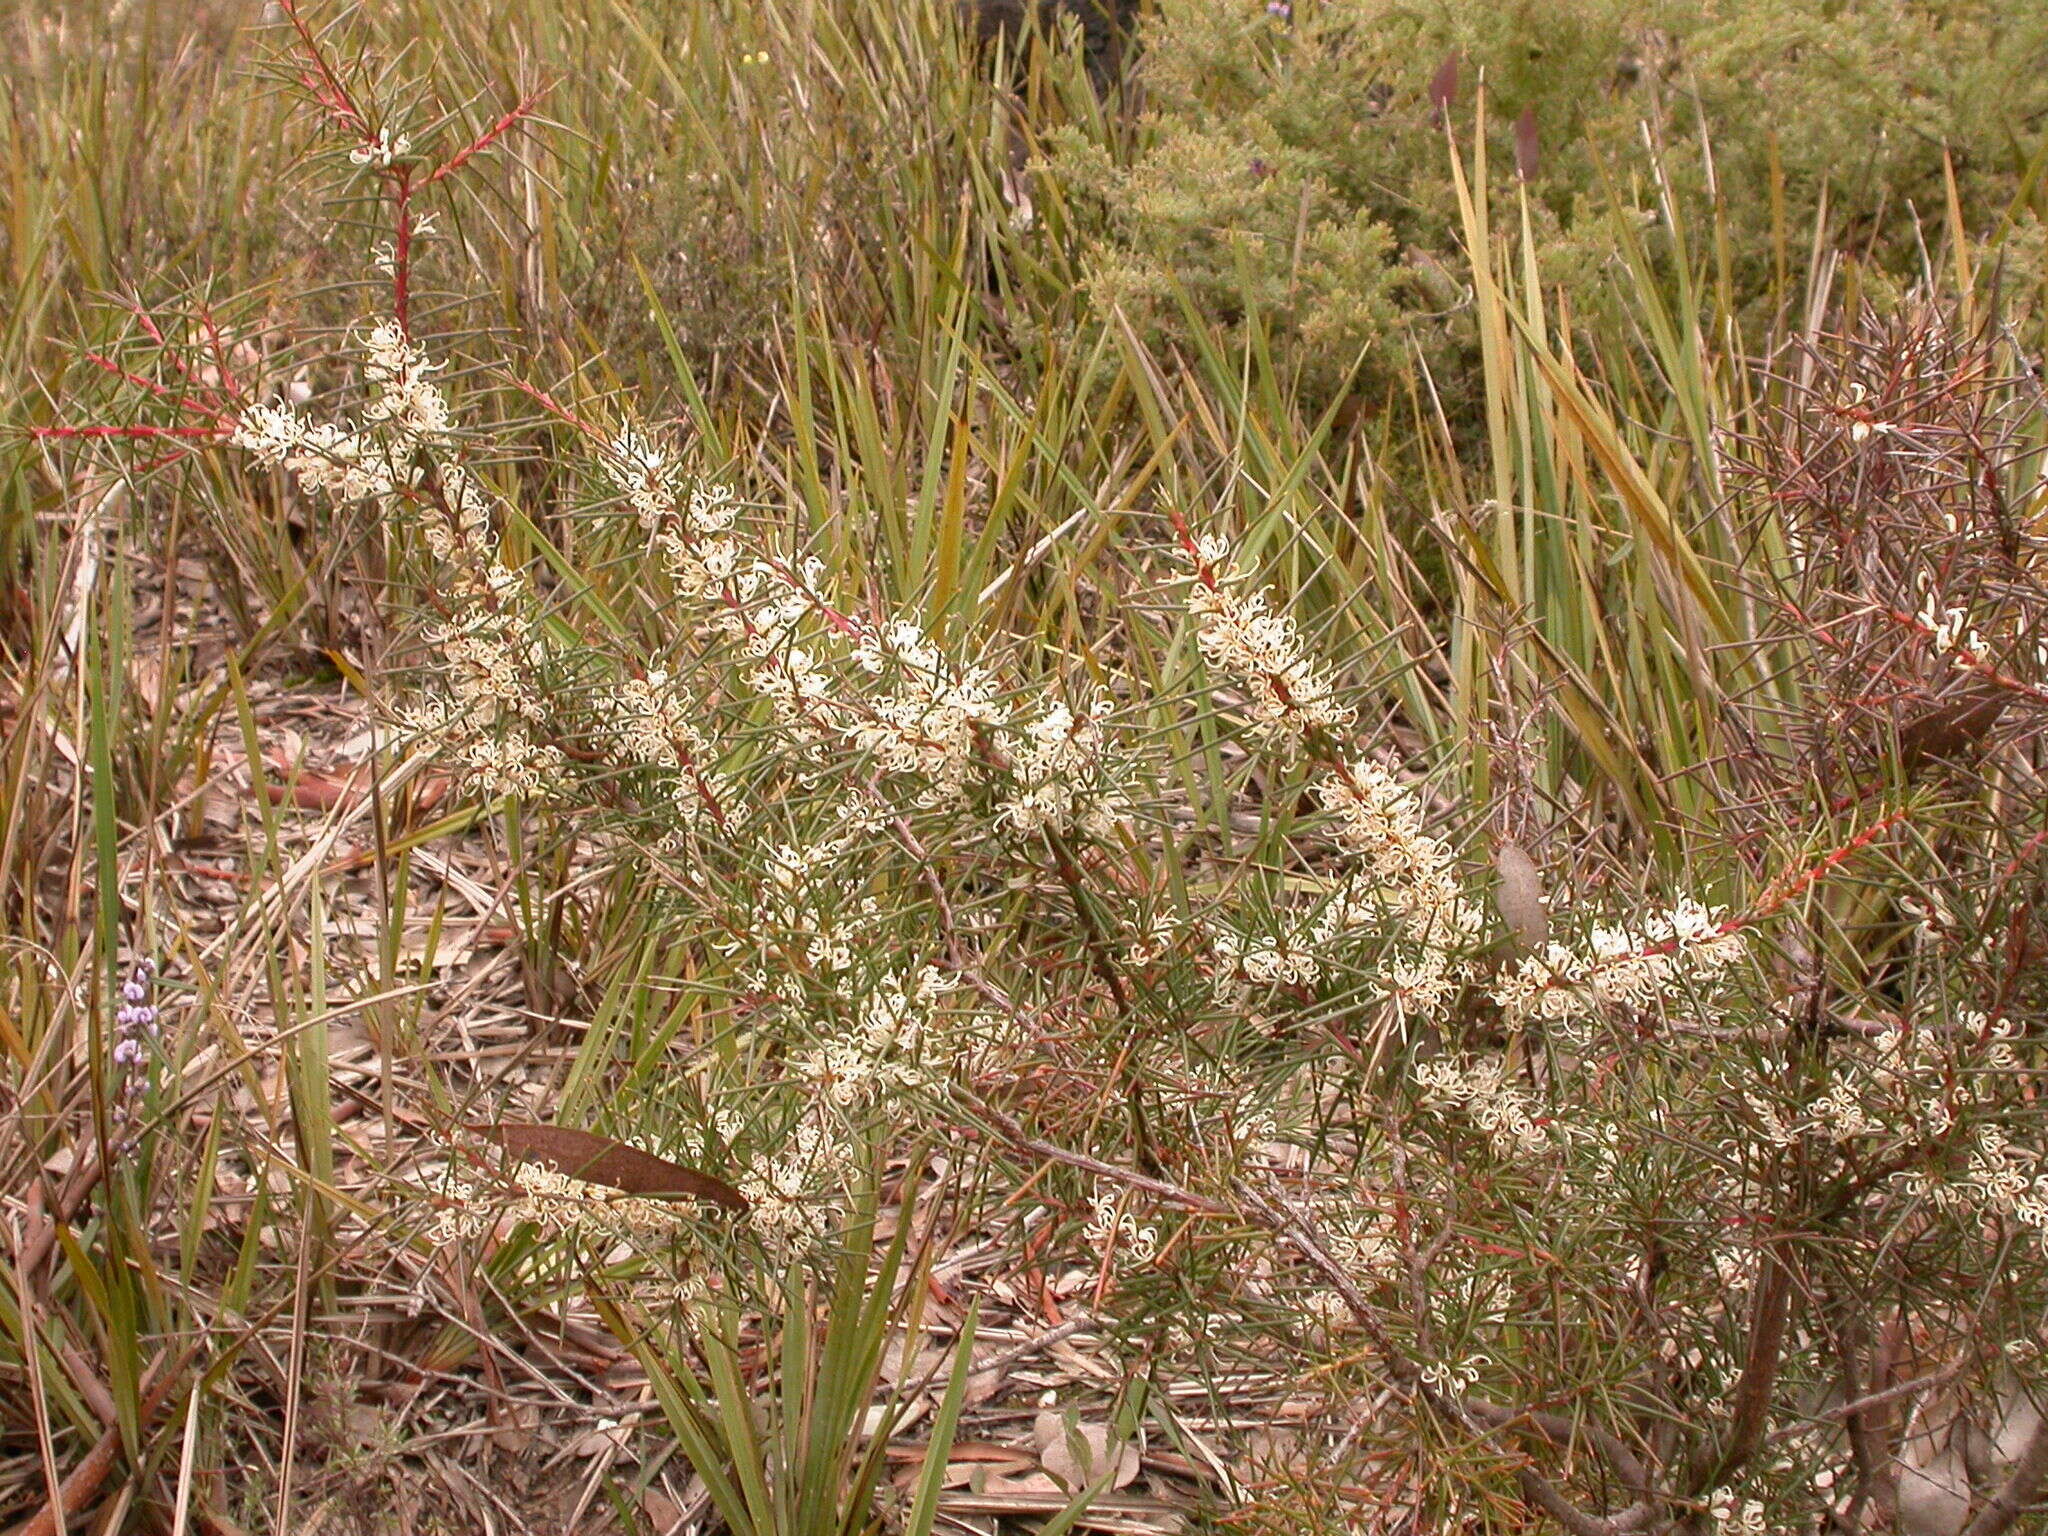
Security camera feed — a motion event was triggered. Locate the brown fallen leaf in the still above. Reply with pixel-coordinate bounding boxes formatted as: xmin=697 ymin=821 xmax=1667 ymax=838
xmin=566 ymin=1418 xmax=636 ymax=1459
xmin=409 ymin=773 xmax=452 ymax=815
xmin=889 ymin=1439 xmax=1036 ymax=1469
xmin=1898 ymin=687 xmax=2008 ymax=777
xmin=640 ymin=1488 xmax=684 ymax=1533
xmin=1492 ymin=838 xmax=1550 ymax=952
xmin=941 ymin=1484 xmax=1186 ymax=1533
xmin=1035 ymin=1410 xmax=1141 ymax=1492
xmin=963 ymin=1355 xmax=1010 ymax=1407
xmin=877 ymin=1329 xmax=951 ymax=1388
xmin=482 ymin=1123 xmax=748 ymax=1213
xmin=1428 ymin=51 xmax=1460 ymax=123
xmin=262 ymin=769 xmax=359 ymax=812
xmin=978 ymin=1470 xmax=1069 ymax=1499
xmin=1242 ymin=1423 xmax=1313 ymax=1479
xmin=490 ymin=1400 xmax=540 ymax=1456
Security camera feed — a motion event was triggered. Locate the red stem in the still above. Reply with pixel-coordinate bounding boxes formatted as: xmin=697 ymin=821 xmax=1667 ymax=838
xmin=392 ymin=169 xmax=414 ymax=334
xmin=82 ymin=353 xmax=233 ymax=424
xmin=421 ymin=86 xmax=552 ymax=188
xmin=30 ymin=425 xmax=227 ymax=440
xmin=279 ymin=0 xmax=370 ymax=138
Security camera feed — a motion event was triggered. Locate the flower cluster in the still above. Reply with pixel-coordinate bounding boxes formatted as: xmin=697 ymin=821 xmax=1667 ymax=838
xmin=431 ymin=1160 xmax=695 ymax=1250
xmin=231 ymin=323 xmax=457 ymax=504
xmin=1917 ymin=594 xmax=1988 ymax=663
xmin=1310 ymin=760 xmax=1482 ymax=1019
xmin=1757 ymin=1013 xmax=2022 ymax=1161
xmin=359 ymin=320 xmax=452 ymax=441
xmin=732 ymin=822 xmax=890 ymax=984
xmin=1202 ymin=753 xmax=1483 ymax=1018
xmin=1210 ymin=925 xmax=1322 ymax=1005
xmin=1418 ymin=1353 xmax=1492 ymax=1397
xmin=847 ymin=621 xmax=1008 ymax=807
xmin=1183 ymin=535 xmax=1354 ymax=750
xmin=997 ymin=692 xmax=1127 ymax=837
xmin=608 ymin=417 xmax=1085 ymax=816
xmin=231 ymin=401 xmax=408 ymax=505
xmin=601 ymin=668 xmax=732 ymax=838
xmin=347 ymin=127 xmax=412 ymax=168
xmin=232 ymin=323 xmax=574 ymax=803
xmin=607 ymin=427 xmax=747 ymax=601
xmin=1707 ymin=1488 xmax=1773 ymax=1536
xmin=787 ymin=967 xmax=962 ymax=1111
xmin=1319 ymin=761 xmax=1440 ymax=874
xmin=1966 ymin=1125 xmax=2048 ymax=1229
xmin=1492 ymin=898 xmax=1747 ymax=1026
xmin=1898 ymin=1125 xmax=2048 ymax=1242
xmin=1414 ymin=1056 xmax=1554 ymax=1158
xmin=723 ymin=1115 xmax=837 ymax=1263
xmin=1317 ymin=1205 xmax=1401 ymax=1281
xmin=1083 ymin=1187 xmax=1160 ymax=1270
xmin=107 ymin=959 xmax=162 ymax=1149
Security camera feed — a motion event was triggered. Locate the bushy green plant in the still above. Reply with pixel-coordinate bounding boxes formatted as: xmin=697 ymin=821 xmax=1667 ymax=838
xmin=1045 ymin=0 xmax=2048 ymax=403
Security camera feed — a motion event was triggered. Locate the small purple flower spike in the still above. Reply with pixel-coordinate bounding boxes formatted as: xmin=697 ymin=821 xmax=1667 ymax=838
xmin=108 ymin=958 xmax=164 ymax=1152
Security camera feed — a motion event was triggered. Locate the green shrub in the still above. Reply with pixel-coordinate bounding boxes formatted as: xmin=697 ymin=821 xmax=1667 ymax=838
xmin=1046 ymin=0 xmax=2048 ymax=402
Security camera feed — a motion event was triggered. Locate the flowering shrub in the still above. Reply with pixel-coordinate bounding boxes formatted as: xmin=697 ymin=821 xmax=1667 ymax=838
xmin=47 ymin=7 xmax=2048 ymax=1533
xmin=201 ymin=303 xmax=2048 ymax=1530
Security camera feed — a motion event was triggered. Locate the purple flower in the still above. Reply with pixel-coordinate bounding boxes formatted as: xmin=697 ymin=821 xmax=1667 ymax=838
xmin=1266 ymin=1 xmax=1290 ymax=16
xmin=107 ymin=959 xmax=165 ymax=1151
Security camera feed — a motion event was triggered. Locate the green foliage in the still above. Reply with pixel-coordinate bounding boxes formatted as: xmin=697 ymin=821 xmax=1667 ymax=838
xmin=605 ymin=1182 xmax=975 ymax=1536
xmin=1047 ymin=0 xmax=2048 ymax=402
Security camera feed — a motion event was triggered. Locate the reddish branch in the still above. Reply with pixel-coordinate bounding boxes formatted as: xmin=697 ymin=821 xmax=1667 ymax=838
xmin=1960 ymin=1413 xmax=2048 ymax=1536
xmin=28 ymin=425 xmax=227 ymax=441
xmin=275 ymin=0 xmax=541 ymax=332
xmin=15 ymin=1350 xmax=185 ymax=1536
xmin=420 ymin=86 xmax=552 ymax=188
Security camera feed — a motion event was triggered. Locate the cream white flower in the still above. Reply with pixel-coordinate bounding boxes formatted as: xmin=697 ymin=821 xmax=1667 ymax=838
xmin=1184 ymin=542 xmax=1354 ymax=751
xmin=360 ymin=320 xmax=452 ymax=442
xmin=1416 ymin=1056 xmax=1552 ymax=1158
xmin=997 ymin=693 xmax=1127 ymax=837
xmin=1309 ymin=762 xmax=1482 ymax=1019
xmin=1493 ymin=898 xmax=1745 ymax=1024
xmin=347 ymin=128 xmax=412 ymax=168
